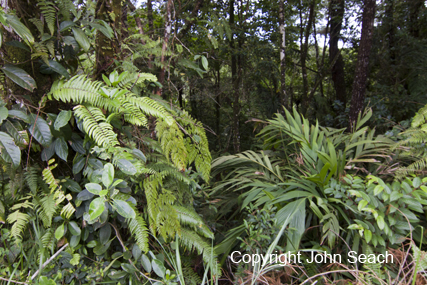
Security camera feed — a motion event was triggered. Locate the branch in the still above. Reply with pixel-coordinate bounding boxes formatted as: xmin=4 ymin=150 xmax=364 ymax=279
xmin=31 ymin=243 xmax=69 ymax=280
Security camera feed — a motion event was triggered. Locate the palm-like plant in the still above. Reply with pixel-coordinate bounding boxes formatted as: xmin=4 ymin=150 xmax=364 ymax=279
xmin=212 ymin=108 xmax=394 ymax=257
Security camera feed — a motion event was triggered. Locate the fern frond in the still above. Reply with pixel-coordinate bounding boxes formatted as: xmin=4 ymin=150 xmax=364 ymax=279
xmin=50 ymin=76 xmax=116 ymax=112
xmin=29 ymin=18 xmax=44 ymax=35
xmin=25 ymin=166 xmax=39 ymax=193
xmin=127 ymin=96 xmax=174 ymax=124
xmin=73 ymin=105 xmax=119 ymax=147
xmin=173 ymin=205 xmax=213 ymax=239
xmin=37 ymin=0 xmax=56 ymax=35
xmin=56 ymin=0 xmax=75 ymax=20
xmin=60 ymin=202 xmax=75 ymax=219
xmin=117 ymin=72 xmax=157 ymax=89
xmin=179 ymin=228 xmax=219 ymax=277
xmin=41 ymin=228 xmax=55 ymax=251
xmin=38 ymin=194 xmax=57 ymax=227
xmin=7 ymin=210 xmax=31 ymax=243
xmin=127 ymin=213 xmax=149 ymax=253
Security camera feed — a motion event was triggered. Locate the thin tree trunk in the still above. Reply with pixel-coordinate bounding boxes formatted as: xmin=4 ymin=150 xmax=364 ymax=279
xmin=157 ymin=0 xmax=173 ymax=96
xmin=300 ymin=0 xmax=316 ymax=115
xmin=349 ymin=0 xmax=376 ymax=129
xmin=329 ymin=0 xmax=347 ymax=105
xmin=229 ymin=0 xmax=240 ymax=153
xmin=216 ymin=68 xmax=221 ymax=150
xmin=147 ymin=0 xmax=154 ymax=68
xmin=279 ymin=0 xmax=288 ymax=110
xmin=95 ymin=0 xmax=122 ymax=79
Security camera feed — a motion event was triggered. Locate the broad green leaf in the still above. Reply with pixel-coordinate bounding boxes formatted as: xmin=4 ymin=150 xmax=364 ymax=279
xmin=55 ymin=137 xmax=68 ymax=161
xmin=28 ymin=114 xmax=52 ymax=147
xmin=152 ymin=259 xmax=166 ymax=278
xmin=48 ymin=60 xmax=70 ymax=79
xmin=0 ymin=131 xmax=21 ymax=168
xmin=63 ymin=36 xmax=79 ymax=50
xmin=117 ymin=159 xmax=136 ymax=175
xmin=141 ymin=254 xmax=151 ymax=273
xmin=132 ymin=149 xmax=146 ymax=162
xmin=112 ymin=199 xmax=135 ymax=219
xmin=99 ymin=224 xmax=112 ymax=244
xmin=77 ymin=189 xmax=94 ymax=201
xmin=102 ymin=163 xmax=114 ymax=188
xmin=85 ymin=183 xmax=102 ymax=195
xmin=70 ymin=253 xmax=80 ymax=266
xmin=108 ymin=270 xmax=127 ymax=279
xmin=68 ymin=221 xmax=81 ymax=236
xmin=364 ymin=229 xmax=372 ymax=243
xmin=1 ymin=64 xmax=37 ymax=91
xmin=89 ymin=22 xmax=113 ymax=39
xmin=89 ymin=197 xmax=105 ymax=220
xmin=72 ymin=27 xmax=90 ymax=52
xmin=358 ymin=200 xmax=368 ymax=211
xmin=70 ymin=234 xmax=80 ymax=248
xmin=59 ymin=21 xmax=75 ymax=32
xmin=5 ymin=14 xmax=34 ymax=44
xmin=94 ymin=239 xmax=112 ymax=255
xmin=132 ymin=244 xmax=142 ymax=261
xmin=0 ymin=106 xmax=8 ymax=124
xmin=121 ymin=263 xmax=135 ymax=273
xmin=376 ymin=216 xmax=385 ymax=230
xmin=413 ymin=177 xmax=421 ymax=188
xmin=73 ymin=155 xmax=86 ymax=174
xmin=55 ymin=223 xmax=65 ymax=240
xmin=201 ymin=56 xmax=208 ymax=70
xmin=54 ymin=110 xmax=72 ymax=130
xmin=8 ymin=109 xmax=30 ymax=123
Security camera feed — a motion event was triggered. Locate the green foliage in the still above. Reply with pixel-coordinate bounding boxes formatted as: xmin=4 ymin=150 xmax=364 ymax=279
xmin=395 ymin=103 xmax=427 ymax=177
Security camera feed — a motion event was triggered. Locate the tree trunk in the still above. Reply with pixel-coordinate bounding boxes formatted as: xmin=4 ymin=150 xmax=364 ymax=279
xmin=348 ymin=0 xmax=376 ymax=129
xmin=279 ymin=0 xmax=288 ymax=110
xmin=408 ymin=0 xmax=424 ymax=38
xmin=157 ymin=0 xmax=173 ymax=96
xmin=300 ymin=0 xmax=316 ymax=115
xmin=329 ymin=0 xmax=347 ymax=105
xmin=229 ymin=0 xmax=240 ymax=153
xmin=95 ymin=0 xmax=122 ymax=79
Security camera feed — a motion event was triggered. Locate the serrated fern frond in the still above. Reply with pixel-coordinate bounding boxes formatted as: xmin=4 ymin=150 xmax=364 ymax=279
xmin=174 ymin=205 xmax=213 ymax=239
xmin=127 ymin=213 xmax=149 ymax=253
xmin=25 ymin=166 xmax=39 ymax=193
xmin=7 ymin=210 xmax=31 ymax=243
xmin=37 ymin=0 xmax=56 ymax=35
xmin=179 ymin=228 xmax=219 ymax=277
xmin=73 ymin=105 xmax=119 ymax=147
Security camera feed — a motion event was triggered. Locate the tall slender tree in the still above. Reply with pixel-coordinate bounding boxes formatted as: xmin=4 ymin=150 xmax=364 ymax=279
xmin=279 ymin=0 xmax=288 ymax=110
xmin=349 ymin=0 xmax=376 ymax=128
xmin=329 ymin=0 xmax=346 ymax=105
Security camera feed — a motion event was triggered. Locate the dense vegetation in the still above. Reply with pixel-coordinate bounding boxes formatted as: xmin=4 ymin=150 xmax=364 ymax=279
xmin=0 ymin=0 xmax=427 ymax=284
